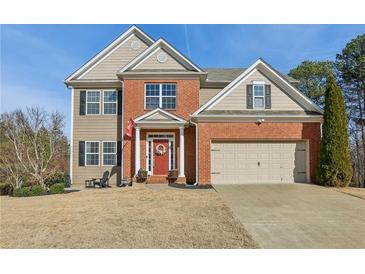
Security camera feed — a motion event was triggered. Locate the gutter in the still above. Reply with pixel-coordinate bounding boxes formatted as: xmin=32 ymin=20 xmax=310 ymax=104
xmin=69 ymin=87 xmax=74 ymax=185
xmin=189 ymin=119 xmax=199 ymax=186
xmin=190 ymin=114 xmax=323 ymax=123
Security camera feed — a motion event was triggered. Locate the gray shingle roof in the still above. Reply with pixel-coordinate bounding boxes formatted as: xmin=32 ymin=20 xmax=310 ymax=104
xmin=203 ymin=68 xmax=299 ymax=83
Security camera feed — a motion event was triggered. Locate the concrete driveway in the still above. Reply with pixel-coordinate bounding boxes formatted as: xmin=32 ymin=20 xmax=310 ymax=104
xmin=214 ymin=184 xmax=365 ymax=248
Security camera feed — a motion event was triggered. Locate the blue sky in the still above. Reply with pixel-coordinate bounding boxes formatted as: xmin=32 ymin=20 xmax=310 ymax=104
xmin=1 ymin=24 xmax=364 ymax=138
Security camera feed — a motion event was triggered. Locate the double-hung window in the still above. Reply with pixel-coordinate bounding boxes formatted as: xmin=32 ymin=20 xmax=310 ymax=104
xmin=145 ymin=84 xmax=160 ymax=109
xmin=161 ymin=84 xmax=176 ymax=109
xmin=86 ymin=91 xmax=101 ymax=114
xmin=145 ymin=83 xmax=176 ymax=110
xmin=85 ymin=141 xmax=99 ymax=166
xmin=102 ymin=141 xmax=117 ymax=166
xmin=253 ymin=85 xmax=265 ymax=108
xmin=103 ymin=90 xmax=117 ymax=115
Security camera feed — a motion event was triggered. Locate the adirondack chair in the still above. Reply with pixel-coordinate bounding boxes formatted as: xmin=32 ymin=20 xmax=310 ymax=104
xmin=94 ymin=171 xmax=110 ymax=188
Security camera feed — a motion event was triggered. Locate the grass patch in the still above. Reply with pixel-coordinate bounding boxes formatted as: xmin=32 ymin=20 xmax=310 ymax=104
xmin=0 ymin=185 xmax=258 ymax=248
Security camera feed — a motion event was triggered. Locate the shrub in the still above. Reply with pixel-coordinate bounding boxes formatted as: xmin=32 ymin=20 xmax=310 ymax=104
xmin=13 ymin=186 xmax=32 ymax=197
xmin=0 ymin=182 xmax=14 ymax=196
xmin=49 ymin=183 xmax=65 ymax=194
xmin=13 ymin=185 xmax=45 ymax=197
xmin=46 ymin=173 xmax=65 ymax=187
xmin=30 ymin=185 xmax=46 ymax=196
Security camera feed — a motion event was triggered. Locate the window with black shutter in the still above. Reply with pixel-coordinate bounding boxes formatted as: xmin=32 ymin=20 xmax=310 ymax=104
xmin=246 ymin=85 xmax=253 ymax=109
xmin=79 ymin=91 xmax=86 ymax=115
xmin=79 ymin=141 xmax=85 ymax=166
xmin=265 ymin=85 xmax=271 ymax=109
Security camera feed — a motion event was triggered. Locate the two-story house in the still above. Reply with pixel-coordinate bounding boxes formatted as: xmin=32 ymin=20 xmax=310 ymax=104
xmin=65 ymin=25 xmax=323 ymax=186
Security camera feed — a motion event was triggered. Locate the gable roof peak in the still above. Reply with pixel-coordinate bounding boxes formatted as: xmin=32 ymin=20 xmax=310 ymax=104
xmin=134 ymin=108 xmax=187 ymax=124
xmin=64 ymin=25 xmax=155 ymax=83
xmin=118 ymin=36 xmax=204 ymax=73
xmin=193 ymin=58 xmax=323 ymax=115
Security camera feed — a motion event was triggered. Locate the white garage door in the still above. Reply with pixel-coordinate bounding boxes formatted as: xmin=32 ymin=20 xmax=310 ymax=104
xmin=211 ymin=141 xmax=307 ymax=184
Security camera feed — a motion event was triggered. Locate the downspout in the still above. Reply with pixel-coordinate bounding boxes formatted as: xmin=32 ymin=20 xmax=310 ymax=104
xmin=119 ymin=80 xmax=125 ymax=182
xmin=69 ymin=87 xmax=74 ymax=185
xmin=320 ymin=122 xmax=323 ymax=138
xmin=190 ymin=119 xmax=199 ymax=185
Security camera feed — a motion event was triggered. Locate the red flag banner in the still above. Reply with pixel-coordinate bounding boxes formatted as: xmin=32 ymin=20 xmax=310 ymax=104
xmin=125 ymin=118 xmax=134 ymax=137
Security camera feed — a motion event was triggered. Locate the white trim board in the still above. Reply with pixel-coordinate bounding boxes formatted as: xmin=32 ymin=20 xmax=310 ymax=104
xmin=191 ymin=116 xmax=323 ymax=123
xmin=134 ymin=108 xmax=187 ymax=123
xmin=146 ymin=133 xmax=175 ymax=176
xmin=70 ymin=88 xmax=74 ymax=184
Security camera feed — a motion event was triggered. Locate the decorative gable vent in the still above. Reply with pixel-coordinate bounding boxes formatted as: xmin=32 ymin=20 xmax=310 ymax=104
xmin=131 ymin=40 xmax=141 ymax=50
xmin=157 ymin=52 xmax=168 ymax=63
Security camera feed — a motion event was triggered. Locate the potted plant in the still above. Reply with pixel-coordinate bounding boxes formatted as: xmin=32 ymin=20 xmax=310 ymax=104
xmin=168 ymin=169 xmax=179 ymax=182
xmin=137 ymin=168 xmax=148 ymax=182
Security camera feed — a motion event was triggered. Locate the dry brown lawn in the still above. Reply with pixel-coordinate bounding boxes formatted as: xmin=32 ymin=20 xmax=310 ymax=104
xmin=336 ymin=187 xmax=365 ymax=200
xmin=0 ymin=185 xmax=258 ymax=248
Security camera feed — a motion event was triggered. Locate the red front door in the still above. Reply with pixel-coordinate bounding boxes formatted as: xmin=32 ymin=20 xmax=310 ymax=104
xmin=153 ymin=139 xmax=169 ymax=175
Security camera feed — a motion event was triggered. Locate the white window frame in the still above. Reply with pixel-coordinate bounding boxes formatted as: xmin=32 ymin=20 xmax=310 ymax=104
xmin=85 ymin=141 xmax=100 ymax=166
xmin=146 ymin=133 xmax=175 ymax=176
xmin=102 ymin=90 xmax=118 ymax=115
xmin=144 ymin=83 xmax=176 ymax=110
xmin=102 ymin=141 xmax=117 ymax=166
xmin=145 ymin=83 xmax=160 ymax=110
xmin=86 ymin=90 xmax=101 ymax=115
xmin=253 ymin=84 xmax=265 ymax=109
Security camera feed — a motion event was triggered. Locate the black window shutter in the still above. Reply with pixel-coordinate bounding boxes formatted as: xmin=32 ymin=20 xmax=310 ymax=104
xmin=79 ymin=141 xmax=85 ymax=166
xmin=247 ymin=85 xmax=253 ymax=109
xmin=117 ymin=141 xmax=121 ymax=166
xmin=265 ymin=85 xmax=271 ymax=109
xmin=117 ymin=90 xmax=122 ymax=115
xmin=80 ymin=91 xmax=86 ymax=115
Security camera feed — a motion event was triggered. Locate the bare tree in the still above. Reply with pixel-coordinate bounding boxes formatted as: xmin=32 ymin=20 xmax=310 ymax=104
xmin=0 ymin=107 xmax=68 ymax=187
xmin=0 ymin=141 xmax=24 ymax=188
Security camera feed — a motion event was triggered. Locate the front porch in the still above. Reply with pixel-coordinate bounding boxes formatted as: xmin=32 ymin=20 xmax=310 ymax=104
xmin=133 ymin=108 xmax=189 ymax=184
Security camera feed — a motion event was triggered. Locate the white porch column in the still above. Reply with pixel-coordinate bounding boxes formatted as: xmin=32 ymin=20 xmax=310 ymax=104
xmin=135 ymin=126 xmax=140 ymax=176
xmin=179 ymin=127 xmax=185 ymax=177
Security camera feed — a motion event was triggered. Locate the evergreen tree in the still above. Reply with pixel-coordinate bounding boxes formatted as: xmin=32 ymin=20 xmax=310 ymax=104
xmin=317 ymin=74 xmax=353 ymax=187
xmin=335 ymin=34 xmax=365 ymax=187
xmin=288 ymin=60 xmax=333 ymax=106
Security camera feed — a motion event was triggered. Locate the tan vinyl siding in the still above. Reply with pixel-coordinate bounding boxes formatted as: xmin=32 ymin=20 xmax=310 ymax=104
xmin=146 ymin=112 xmax=171 ymax=120
xmin=211 ymin=70 xmax=304 ymax=111
xmin=135 ymin=48 xmax=188 ymax=71
xmin=72 ymin=89 xmax=122 ymax=185
xmin=199 ymin=88 xmax=222 ymax=106
xmin=81 ymin=36 xmax=149 ymax=80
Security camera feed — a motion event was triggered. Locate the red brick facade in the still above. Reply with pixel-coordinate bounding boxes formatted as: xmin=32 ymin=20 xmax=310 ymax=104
xmin=122 ymin=79 xmax=199 ymax=182
xmin=197 ymin=122 xmax=321 ymax=184
xmin=121 ymin=79 xmax=321 ymax=185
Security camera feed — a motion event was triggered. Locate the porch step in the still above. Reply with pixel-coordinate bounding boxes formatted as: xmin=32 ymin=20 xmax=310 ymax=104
xmin=146 ymin=176 xmax=187 ymax=184
xmin=146 ymin=176 xmax=168 ymax=184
